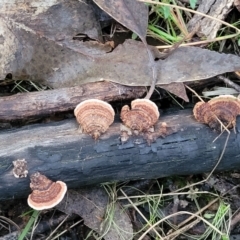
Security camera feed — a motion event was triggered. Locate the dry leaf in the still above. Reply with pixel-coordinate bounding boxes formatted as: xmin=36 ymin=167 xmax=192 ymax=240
xmin=1 ymin=1 xmax=240 ymax=101
xmin=0 ymin=0 xmax=103 ymax=41
xmin=159 ymin=82 xmax=189 ymax=102
xmin=57 ymin=188 xmax=133 ymax=240
xmin=93 ymin=0 xmax=148 ymax=39
xmin=93 ymin=0 xmax=158 ymax=99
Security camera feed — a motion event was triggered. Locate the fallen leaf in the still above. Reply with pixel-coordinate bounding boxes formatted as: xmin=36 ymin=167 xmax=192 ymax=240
xmin=1 ymin=0 xmax=102 ymax=41
xmin=93 ymin=0 xmax=161 ymax=100
xmin=1 ymin=1 xmax=240 ymax=101
xmin=57 ymin=188 xmax=133 ymax=240
xmin=93 ymin=0 xmax=148 ymax=39
xmin=159 ymin=82 xmax=189 ymax=102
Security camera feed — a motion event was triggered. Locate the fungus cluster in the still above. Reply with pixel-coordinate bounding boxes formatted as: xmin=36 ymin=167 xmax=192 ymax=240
xmin=193 ymin=95 xmax=240 ymax=130
xmin=120 ymin=99 xmax=159 ymax=132
xmin=28 ymin=172 xmax=67 ymax=210
xmin=74 ymin=99 xmax=115 ymax=140
xmin=74 ymin=98 xmax=161 ymax=142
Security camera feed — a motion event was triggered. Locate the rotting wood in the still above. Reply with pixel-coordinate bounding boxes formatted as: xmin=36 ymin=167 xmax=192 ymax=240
xmin=0 ymin=78 xmax=221 ymax=121
xmin=0 ymin=109 xmax=240 ymax=200
xmin=0 ymin=81 xmax=146 ymax=121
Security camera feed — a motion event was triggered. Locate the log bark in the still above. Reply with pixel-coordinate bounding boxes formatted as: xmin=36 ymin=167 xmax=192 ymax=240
xmin=0 ymin=78 xmax=221 ymax=121
xmin=0 ymin=81 xmax=146 ymax=120
xmin=0 ymin=109 xmax=240 ymax=200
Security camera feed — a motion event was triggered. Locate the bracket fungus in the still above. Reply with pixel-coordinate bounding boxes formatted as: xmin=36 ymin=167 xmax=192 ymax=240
xmin=120 ymin=99 xmax=160 ymax=132
xmin=193 ymin=95 xmax=240 ymax=130
xmin=12 ymin=159 xmax=28 ymax=178
xmin=27 ymin=172 xmax=67 ymax=211
xmin=74 ymin=99 xmax=115 ymax=140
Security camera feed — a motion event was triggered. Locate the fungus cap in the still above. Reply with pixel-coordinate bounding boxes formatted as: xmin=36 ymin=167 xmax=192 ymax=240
xmin=132 ymin=99 xmax=159 ymax=119
xmin=193 ymin=95 xmax=240 ymax=129
xmin=74 ymin=99 xmax=115 ymax=139
xmin=27 ymin=172 xmax=67 ymax=211
xmin=120 ymin=99 xmax=159 ymax=131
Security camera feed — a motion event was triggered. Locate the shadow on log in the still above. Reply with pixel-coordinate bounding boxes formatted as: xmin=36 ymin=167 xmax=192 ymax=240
xmin=0 ymin=109 xmax=240 ymax=200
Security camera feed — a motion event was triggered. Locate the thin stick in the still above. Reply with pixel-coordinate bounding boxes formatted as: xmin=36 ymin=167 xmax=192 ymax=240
xmin=138 ymin=210 xmax=224 ymax=240
xmin=117 ymin=191 xmax=219 ymax=200
xmin=217 ymin=75 xmax=240 ymax=93
xmin=176 ymin=198 xmax=219 ymax=229
xmin=46 ymin=215 xmax=69 ymax=240
xmin=184 ymin=84 xmax=205 ymax=102
xmin=0 ymin=216 xmax=20 ymax=231
xmin=50 ymin=219 xmax=83 ymax=240
xmin=120 ymin=189 xmax=164 ymax=239
xmin=163 ymin=218 xmax=201 ymax=240
xmin=156 ymin=33 xmax=240 ymax=49
xmin=139 ymin=0 xmax=240 ymax=34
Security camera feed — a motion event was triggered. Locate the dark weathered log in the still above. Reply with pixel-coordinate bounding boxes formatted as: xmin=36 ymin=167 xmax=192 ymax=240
xmin=0 ymin=109 xmax=240 ymax=200
xmin=0 ymin=81 xmax=146 ymax=120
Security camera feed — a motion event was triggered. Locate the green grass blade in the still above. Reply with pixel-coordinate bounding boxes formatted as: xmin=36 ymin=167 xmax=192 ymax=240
xmin=18 ymin=210 xmax=39 ymax=240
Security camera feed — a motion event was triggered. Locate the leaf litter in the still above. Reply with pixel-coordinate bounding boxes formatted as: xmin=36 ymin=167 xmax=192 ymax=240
xmin=1 ymin=1 xmax=240 ymax=238
xmin=1 ymin=0 xmax=240 ymax=101
xmin=56 ymin=188 xmax=133 ymax=240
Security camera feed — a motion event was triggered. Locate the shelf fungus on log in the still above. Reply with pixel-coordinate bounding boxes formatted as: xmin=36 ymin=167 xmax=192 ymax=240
xmin=120 ymin=99 xmax=160 ymax=132
xmin=12 ymin=159 xmax=28 ymax=178
xmin=193 ymin=95 xmax=240 ymax=130
xmin=74 ymin=99 xmax=115 ymax=140
xmin=27 ymin=172 xmax=67 ymax=211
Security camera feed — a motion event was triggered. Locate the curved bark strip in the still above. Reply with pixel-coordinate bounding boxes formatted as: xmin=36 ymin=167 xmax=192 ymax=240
xmin=0 ymin=110 xmax=240 ymax=200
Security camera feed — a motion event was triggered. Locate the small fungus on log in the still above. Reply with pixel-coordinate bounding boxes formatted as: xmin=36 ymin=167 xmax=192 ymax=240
xmin=193 ymin=95 xmax=240 ymax=130
xmin=12 ymin=159 xmax=28 ymax=178
xmin=74 ymin=99 xmax=115 ymax=140
xmin=120 ymin=99 xmax=160 ymax=132
xmin=27 ymin=172 xmax=67 ymax=211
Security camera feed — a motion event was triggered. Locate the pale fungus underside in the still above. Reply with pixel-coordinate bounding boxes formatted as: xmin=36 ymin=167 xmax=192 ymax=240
xmin=74 ymin=99 xmax=115 ymax=140
xmin=120 ymin=99 xmax=160 ymax=132
xmin=27 ymin=172 xmax=67 ymax=211
xmin=193 ymin=95 xmax=240 ymax=130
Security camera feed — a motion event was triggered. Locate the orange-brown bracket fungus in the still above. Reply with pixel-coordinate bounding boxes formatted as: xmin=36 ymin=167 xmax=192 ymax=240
xmin=193 ymin=95 xmax=240 ymax=130
xmin=27 ymin=172 xmax=67 ymax=211
xmin=120 ymin=99 xmax=160 ymax=132
xmin=74 ymin=99 xmax=115 ymax=140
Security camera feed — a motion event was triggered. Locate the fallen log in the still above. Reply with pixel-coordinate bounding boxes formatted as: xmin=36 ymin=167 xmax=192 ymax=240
xmin=0 ymin=81 xmax=146 ymax=120
xmin=0 ymin=77 xmax=222 ymax=122
xmin=0 ymin=109 xmax=240 ymax=200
